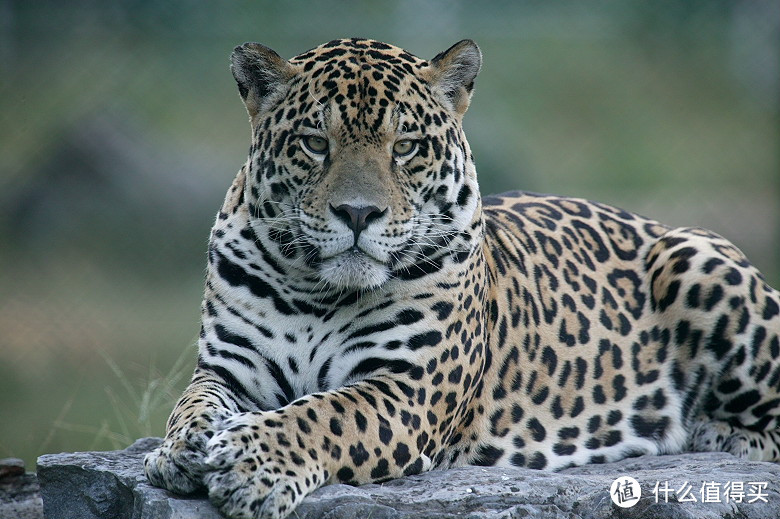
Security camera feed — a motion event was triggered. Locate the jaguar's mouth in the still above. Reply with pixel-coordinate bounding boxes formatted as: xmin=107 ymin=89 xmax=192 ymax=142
xmin=320 ymin=241 xmax=387 ymax=263
xmin=317 ymin=248 xmax=391 ymax=290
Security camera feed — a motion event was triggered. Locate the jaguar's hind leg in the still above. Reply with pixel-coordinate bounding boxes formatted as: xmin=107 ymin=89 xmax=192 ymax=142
xmin=647 ymin=227 xmax=780 ymax=461
xmin=689 ymin=420 xmax=780 ymax=461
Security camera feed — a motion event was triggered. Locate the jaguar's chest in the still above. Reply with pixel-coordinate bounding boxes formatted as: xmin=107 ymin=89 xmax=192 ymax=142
xmin=203 ymin=225 xmax=462 ymax=408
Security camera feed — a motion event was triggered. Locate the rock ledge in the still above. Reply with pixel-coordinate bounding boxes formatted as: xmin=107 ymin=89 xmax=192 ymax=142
xmin=0 ymin=457 xmax=43 ymax=519
xmin=37 ymin=438 xmax=780 ymax=518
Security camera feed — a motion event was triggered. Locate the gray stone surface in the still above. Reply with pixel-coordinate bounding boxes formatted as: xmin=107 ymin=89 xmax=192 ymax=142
xmin=36 ymin=437 xmax=780 ymax=519
xmin=37 ymin=438 xmax=221 ymax=519
xmin=0 ymin=458 xmax=44 ymax=519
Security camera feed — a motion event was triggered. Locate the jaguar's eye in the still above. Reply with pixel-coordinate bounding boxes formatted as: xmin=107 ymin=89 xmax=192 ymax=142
xmin=393 ymin=139 xmax=418 ymax=158
xmin=302 ymin=135 xmax=328 ymax=155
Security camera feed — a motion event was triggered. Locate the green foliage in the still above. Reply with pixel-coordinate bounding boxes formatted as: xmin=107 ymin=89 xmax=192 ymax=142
xmin=47 ymin=350 xmax=191 ymax=452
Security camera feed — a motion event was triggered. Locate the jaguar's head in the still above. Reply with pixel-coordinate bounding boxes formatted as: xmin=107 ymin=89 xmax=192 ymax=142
xmin=231 ymin=38 xmax=482 ymax=290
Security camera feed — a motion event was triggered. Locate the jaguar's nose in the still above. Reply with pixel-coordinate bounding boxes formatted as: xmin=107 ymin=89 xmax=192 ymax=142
xmin=330 ymin=203 xmax=387 ymax=243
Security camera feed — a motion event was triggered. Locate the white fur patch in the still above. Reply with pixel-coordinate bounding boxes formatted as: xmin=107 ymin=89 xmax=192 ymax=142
xmin=318 ymin=250 xmax=390 ymax=290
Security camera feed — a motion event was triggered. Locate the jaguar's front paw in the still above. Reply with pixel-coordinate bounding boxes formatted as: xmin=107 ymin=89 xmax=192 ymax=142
xmin=144 ymin=426 xmax=213 ymax=494
xmin=204 ymin=412 xmax=326 ymax=519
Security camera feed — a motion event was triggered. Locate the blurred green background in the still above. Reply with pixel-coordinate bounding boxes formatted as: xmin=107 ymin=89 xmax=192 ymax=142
xmin=1 ymin=1 xmax=778 ymax=469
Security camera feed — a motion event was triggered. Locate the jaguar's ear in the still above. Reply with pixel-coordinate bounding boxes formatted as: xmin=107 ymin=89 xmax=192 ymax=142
xmin=426 ymin=40 xmax=482 ymax=115
xmin=230 ymin=43 xmax=296 ymax=121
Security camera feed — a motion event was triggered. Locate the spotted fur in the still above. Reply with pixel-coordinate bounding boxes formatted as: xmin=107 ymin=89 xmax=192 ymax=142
xmin=144 ymin=38 xmax=780 ymax=519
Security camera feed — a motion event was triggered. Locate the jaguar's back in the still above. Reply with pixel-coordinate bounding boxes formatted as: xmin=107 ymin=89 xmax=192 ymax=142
xmin=479 ymin=191 xmax=780 ymax=470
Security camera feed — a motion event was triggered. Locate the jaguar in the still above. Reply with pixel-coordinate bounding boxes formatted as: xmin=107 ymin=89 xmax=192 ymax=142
xmin=144 ymin=38 xmax=780 ymax=519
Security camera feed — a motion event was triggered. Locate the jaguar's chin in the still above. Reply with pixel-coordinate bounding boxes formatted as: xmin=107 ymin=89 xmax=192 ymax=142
xmin=318 ymin=249 xmax=390 ymax=291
